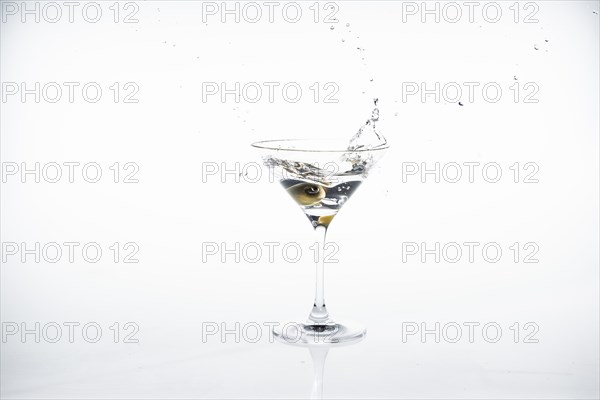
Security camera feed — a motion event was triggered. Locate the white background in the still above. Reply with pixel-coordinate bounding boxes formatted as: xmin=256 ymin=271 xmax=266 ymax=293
xmin=1 ymin=1 xmax=599 ymax=398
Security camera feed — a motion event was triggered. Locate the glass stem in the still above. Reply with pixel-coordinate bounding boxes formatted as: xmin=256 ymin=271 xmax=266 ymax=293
xmin=308 ymin=224 xmax=331 ymax=324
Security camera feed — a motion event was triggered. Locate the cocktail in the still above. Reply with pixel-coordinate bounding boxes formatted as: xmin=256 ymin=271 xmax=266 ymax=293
xmin=252 ymin=105 xmax=388 ymax=344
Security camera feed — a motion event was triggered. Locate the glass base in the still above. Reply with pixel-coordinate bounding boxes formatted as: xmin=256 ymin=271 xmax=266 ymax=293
xmin=273 ymin=320 xmax=366 ymax=346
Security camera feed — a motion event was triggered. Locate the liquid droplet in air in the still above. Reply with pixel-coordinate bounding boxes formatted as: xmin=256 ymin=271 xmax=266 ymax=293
xmin=371 ymin=99 xmax=379 ymax=122
xmin=346 ymin=23 xmax=350 ymax=27
xmin=330 ymin=25 xmax=335 ymax=30
xmin=534 ymin=44 xmax=539 ymax=50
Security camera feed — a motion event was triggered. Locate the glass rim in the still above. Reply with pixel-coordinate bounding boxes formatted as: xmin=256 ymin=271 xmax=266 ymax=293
xmin=251 ymin=138 xmax=390 ymax=153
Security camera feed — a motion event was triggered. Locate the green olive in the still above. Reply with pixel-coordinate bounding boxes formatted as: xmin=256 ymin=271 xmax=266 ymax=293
xmin=317 ymin=214 xmax=335 ymax=227
xmin=287 ymin=182 xmax=326 ymax=206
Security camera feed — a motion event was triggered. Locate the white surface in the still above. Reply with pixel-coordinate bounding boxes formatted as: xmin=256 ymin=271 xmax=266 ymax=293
xmin=1 ymin=1 xmax=599 ymax=398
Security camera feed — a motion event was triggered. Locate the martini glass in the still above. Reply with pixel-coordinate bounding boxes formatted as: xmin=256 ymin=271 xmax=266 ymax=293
xmin=252 ymin=139 xmax=388 ymax=344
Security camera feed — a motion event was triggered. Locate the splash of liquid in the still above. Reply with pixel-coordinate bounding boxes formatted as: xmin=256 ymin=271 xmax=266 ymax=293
xmin=347 ymin=98 xmax=386 ymax=151
xmin=336 ymin=99 xmax=388 ymax=176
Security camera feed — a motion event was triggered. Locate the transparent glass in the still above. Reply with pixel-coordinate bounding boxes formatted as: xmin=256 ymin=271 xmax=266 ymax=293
xmin=252 ymin=139 xmax=389 ymax=345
